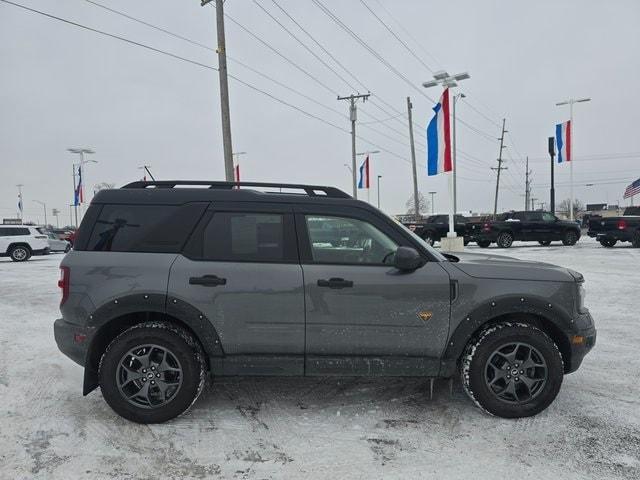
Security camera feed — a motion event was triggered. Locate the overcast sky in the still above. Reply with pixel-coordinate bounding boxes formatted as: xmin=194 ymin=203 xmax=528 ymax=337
xmin=1 ymin=0 xmax=639 ymax=225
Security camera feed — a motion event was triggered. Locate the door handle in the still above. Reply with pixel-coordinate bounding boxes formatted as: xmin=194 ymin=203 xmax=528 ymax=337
xmin=317 ymin=277 xmax=354 ymax=289
xmin=189 ymin=275 xmax=227 ymax=287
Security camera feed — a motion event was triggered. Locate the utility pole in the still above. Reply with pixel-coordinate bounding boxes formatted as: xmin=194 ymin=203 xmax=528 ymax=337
xmin=524 ymin=156 xmax=532 ymax=211
xmin=407 ymin=97 xmax=420 ymax=220
xmin=202 ymin=0 xmax=234 ymax=181
xmin=531 ymin=197 xmax=538 ymax=211
xmin=33 ymin=201 xmax=47 ymax=226
xmin=338 ymin=92 xmax=370 ymax=198
xmin=548 ymin=137 xmax=556 ymax=214
xmin=492 ymin=119 xmax=507 ymax=218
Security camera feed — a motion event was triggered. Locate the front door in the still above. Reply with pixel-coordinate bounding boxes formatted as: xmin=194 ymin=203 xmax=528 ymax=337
xmin=168 ymin=204 xmax=305 ymax=375
xmin=297 ymin=207 xmax=451 ymax=376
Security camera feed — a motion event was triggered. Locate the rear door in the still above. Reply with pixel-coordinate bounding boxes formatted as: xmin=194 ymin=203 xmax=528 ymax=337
xmin=296 ymin=205 xmax=451 ymax=376
xmin=169 ymin=202 xmax=305 ymax=375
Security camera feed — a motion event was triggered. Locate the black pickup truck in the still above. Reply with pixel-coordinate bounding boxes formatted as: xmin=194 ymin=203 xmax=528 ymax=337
xmin=587 ymin=206 xmax=640 ymax=247
xmin=469 ymin=210 xmax=581 ymax=248
xmin=402 ymin=214 xmax=470 ymax=246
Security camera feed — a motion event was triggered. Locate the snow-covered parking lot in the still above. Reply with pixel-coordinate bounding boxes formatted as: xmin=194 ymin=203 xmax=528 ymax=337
xmin=1 ymin=237 xmax=639 ymax=479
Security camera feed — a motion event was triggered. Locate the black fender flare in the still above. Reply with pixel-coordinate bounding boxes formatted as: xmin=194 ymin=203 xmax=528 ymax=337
xmin=439 ymin=294 xmax=575 ymax=377
xmin=82 ymin=293 xmax=223 ymax=394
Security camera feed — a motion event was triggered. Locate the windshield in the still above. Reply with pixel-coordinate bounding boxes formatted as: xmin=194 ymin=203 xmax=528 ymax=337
xmin=382 ymin=212 xmax=447 ymax=262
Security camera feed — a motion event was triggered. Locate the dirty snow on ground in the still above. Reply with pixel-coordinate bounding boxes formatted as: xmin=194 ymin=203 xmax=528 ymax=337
xmin=0 ymin=237 xmax=639 ymax=480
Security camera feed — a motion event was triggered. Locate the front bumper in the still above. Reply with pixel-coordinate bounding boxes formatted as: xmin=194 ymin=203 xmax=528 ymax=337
xmin=54 ymin=318 xmax=94 ymax=366
xmin=565 ymin=311 xmax=596 ymax=374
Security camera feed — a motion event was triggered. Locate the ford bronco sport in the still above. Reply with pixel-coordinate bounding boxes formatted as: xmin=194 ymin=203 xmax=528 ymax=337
xmin=54 ymin=181 xmax=596 ymax=423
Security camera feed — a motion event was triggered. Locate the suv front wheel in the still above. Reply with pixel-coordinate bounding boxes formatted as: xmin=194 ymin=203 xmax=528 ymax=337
xmin=9 ymin=245 xmax=31 ymax=262
xmin=99 ymin=322 xmax=206 ymax=424
xmin=562 ymin=230 xmax=579 ymax=246
xmin=460 ymin=322 xmax=564 ymax=418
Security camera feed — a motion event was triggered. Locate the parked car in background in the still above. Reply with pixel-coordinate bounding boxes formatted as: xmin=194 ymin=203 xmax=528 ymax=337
xmin=54 ymin=180 xmax=596 ymax=423
xmin=587 ymin=206 xmax=640 ymax=247
xmin=469 ymin=211 xmax=581 ymax=248
xmin=402 ymin=214 xmax=470 ymax=246
xmin=52 ymin=229 xmax=76 ymax=246
xmin=40 ymin=230 xmax=71 ymax=252
xmin=0 ymin=225 xmax=49 ymax=261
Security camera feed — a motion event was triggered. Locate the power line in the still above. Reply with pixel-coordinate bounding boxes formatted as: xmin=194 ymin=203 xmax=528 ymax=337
xmin=358 ymin=0 xmax=435 ymax=74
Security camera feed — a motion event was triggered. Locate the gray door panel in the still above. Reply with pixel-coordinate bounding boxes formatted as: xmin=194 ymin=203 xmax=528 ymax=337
xmin=303 ymin=262 xmax=451 ymax=368
xmin=168 ymin=256 xmax=305 ymax=356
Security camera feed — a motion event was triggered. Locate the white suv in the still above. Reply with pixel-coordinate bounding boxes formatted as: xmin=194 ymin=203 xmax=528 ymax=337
xmin=0 ymin=226 xmax=50 ymax=261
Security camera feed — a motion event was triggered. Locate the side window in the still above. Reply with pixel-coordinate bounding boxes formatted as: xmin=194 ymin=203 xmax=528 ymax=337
xmin=542 ymin=213 xmax=557 ymax=222
xmin=202 ymin=212 xmax=294 ymax=263
xmin=305 ymin=215 xmax=398 ymax=265
xmin=526 ymin=212 xmax=543 ymax=221
xmin=87 ymin=203 xmax=206 ymax=252
xmin=15 ymin=228 xmax=29 ymax=235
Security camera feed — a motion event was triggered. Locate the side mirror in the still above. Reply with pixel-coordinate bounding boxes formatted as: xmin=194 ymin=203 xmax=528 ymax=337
xmin=393 ymin=246 xmax=425 ymax=271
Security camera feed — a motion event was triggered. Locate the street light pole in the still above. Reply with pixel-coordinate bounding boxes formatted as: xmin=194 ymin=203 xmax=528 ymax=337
xmin=423 ymin=70 xmax=470 ymax=238
xmin=555 ymin=97 xmax=591 ymax=221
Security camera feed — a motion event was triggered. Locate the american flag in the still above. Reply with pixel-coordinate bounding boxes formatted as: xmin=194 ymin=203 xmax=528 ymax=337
xmin=624 ymin=177 xmax=640 ymax=199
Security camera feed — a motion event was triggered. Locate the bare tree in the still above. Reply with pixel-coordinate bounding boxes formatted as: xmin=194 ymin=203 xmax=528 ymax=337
xmin=405 ymin=192 xmax=429 ymax=218
xmin=557 ymin=198 xmax=584 ymax=218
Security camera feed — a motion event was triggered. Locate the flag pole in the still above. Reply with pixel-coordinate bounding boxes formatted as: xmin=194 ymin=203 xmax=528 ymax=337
xmin=569 ymin=102 xmax=574 ymax=221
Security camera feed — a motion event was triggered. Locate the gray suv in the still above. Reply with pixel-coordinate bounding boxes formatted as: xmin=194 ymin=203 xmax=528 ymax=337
xmin=54 ymin=181 xmax=596 ymax=423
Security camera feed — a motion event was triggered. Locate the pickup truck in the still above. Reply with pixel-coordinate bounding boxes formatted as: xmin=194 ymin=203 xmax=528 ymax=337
xmin=587 ymin=206 xmax=640 ymax=247
xmin=402 ymin=214 xmax=470 ymax=246
xmin=469 ymin=211 xmax=581 ymax=248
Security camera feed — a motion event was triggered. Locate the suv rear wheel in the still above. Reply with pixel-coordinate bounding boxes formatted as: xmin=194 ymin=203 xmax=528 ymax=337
xmin=599 ymin=238 xmax=616 ymax=248
xmin=496 ymin=232 xmax=514 ymax=248
xmin=538 ymin=240 xmax=551 ymax=246
xmin=9 ymin=245 xmax=31 ymax=262
xmin=460 ymin=322 xmax=563 ymax=418
xmin=562 ymin=230 xmax=578 ymax=246
xmin=99 ymin=322 xmax=206 ymax=424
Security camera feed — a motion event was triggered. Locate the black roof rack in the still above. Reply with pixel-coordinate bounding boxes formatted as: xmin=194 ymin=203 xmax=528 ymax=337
xmin=122 ymin=181 xmax=351 ymax=199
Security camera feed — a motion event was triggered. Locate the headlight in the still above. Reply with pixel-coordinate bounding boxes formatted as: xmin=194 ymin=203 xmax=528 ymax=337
xmin=577 ymin=284 xmax=587 ymax=313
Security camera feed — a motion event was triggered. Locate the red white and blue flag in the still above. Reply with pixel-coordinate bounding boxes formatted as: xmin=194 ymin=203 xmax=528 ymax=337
xmin=74 ymin=165 xmax=83 ymax=206
xmin=357 ymin=155 xmax=370 ymax=189
xmin=624 ymin=177 xmax=640 ymax=199
xmin=556 ymin=120 xmax=571 ymax=163
xmin=426 ymin=88 xmax=452 ymax=176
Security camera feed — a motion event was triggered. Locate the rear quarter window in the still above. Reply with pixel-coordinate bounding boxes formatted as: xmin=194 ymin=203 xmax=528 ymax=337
xmin=86 ymin=203 xmax=207 ymax=253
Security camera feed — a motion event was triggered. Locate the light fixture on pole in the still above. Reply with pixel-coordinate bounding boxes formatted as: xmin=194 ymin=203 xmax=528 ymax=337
xmin=33 ymin=200 xmax=47 ymax=226
xmin=428 ymin=191 xmax=437 ymax=215
xmin=67 ymin=148 xmax=97 ymax=225
xmin=423 ymin=71 xmax=470 ymax=239
xmin=555 ymin=97 xmax=591 ymax=221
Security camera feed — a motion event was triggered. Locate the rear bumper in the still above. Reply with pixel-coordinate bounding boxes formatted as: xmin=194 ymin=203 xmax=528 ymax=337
xmin=54 ymin=318 xmax=93 ymax=366
xmin=565 ymin=311 xmax=596 ymax=374
xmin=595 ymin=231 xmax=633 ymax=242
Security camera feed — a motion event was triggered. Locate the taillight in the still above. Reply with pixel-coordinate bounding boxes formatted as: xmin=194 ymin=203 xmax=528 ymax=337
xmin=617 ymin=220 xmax=628 ymax=230
xmin=58 ymin=266 xmax=70 ymax=306
xmin=482 ymin=222 xmax=491 ymax=232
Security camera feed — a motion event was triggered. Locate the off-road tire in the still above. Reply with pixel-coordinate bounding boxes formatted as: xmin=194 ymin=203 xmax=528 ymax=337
xmin=562 ymin=230 xmax=579 ymax=246
xmin=538 ymin=240 xmax=552 ymax=246
xmin=632 ymin=231 xmax=640 ymax=248
xmin=99 ymin=322 xmax=206 ymax=424
xmin=599 ymin=238 xmax=616 ymax=248
xmin=477 ymin=240 xmax=491 ymax=248
xmin=496 ymin=232 xmax=514 ymax=248
xmin=460 ymin=322 xmax=564 ymax=418
xmin=9 ymin=245 xmax=31 ymax=262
